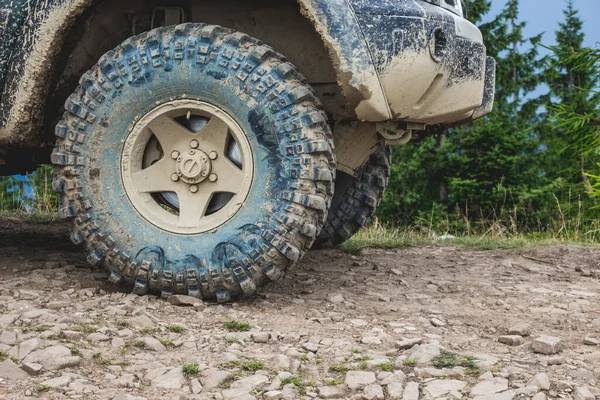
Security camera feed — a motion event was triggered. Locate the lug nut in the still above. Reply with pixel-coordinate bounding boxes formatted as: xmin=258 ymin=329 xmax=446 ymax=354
xmin=190 ymin=140 xmax=199 ymax=149
xmin=171 ymin=150 xmax=180 ymax=159
xmin=171 ymin=173 xmax=179 ymax=182
xmin=177 ymin=171 xmax=183 ymax=176
xmin=201 ymin=156 xmax=207 ymax=162
xmin=189 ymin=150 xmax=195 ymax=155
xmin=209 ymin=151 xmax=218 ymax=160
xmin=189 ymin=178 xmax=196 ymax=183
xmin=190 ymin=185 xmax=199 ymax=193
xmin=209 ymin=174 xmax=218 ymax=182
xmin=201 ymin=171 xmax=208 ymax=177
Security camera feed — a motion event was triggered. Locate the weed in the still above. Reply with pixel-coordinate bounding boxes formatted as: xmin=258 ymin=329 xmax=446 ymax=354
xmin=34 ymin=325 xmax=53 ymax=332
xmin=227 ymin=360 xmax=265 ymax=371
xmin=402 ymin=358 xmax=418 ymax=367
xmin=280 ymin=376 xmax=306 ymax=395
xmin=0 ymin=352 xmax=6 ymax=362
xmin=37 ymin=385 xmax=51 ymax=393
xmin=433 ymin=350 xmax=478 ymax=369
xmin=325 ymin=379 xmax=343 ymax=386
xmin=116 ymin=321 xmax=130 ymax=329
xmin=133 ymin=341 xmax=145 ymax=348
xmin=225 ymin=321 xmax=250 ymax=332
xmin=158 ymin=338 xmax=174 ymax=347
xmin=139 ymin=327 xmax=158 ymax=335
xmin=182 ymin=362 xmax=200 ymax=377
xmin=167 ymin=325 xmax=185 ymax=334
xmin=329 ymin=363 xmax=350 ymax=373
xmin=77 ymin=324 xmax=97 ymax=334
xmin=377 ymin=362 xmax=396 ymax=372
xmin=70 ymin=348 xmax=81 ymax=356
xmin=92 ymin=352 xmax=110 ymax=365
xmin=350 ymin=348 xmax=361 ymax=354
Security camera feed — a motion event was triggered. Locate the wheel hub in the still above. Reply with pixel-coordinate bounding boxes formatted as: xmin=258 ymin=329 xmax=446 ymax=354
xmin=120 ymin=99 xmax=254 ymax=235
xmin=175 ymin=149 xmax=212 ymax=184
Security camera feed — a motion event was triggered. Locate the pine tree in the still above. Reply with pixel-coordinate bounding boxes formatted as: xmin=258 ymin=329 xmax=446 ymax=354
xmin=541 ymin=0 xmax=597 ymax=213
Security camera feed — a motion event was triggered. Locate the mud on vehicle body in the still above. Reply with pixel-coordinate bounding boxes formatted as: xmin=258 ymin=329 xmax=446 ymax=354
xmin=0 ymin=0 xmax=495 ymax=300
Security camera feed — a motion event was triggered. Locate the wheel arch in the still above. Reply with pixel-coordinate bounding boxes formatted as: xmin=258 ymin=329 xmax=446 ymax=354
xmin=0 ymin=0 xmax=390 ymax=150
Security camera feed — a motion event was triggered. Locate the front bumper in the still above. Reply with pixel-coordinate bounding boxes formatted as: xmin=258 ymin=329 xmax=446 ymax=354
xmin=354 ymin=2 xmax=496 ymax=125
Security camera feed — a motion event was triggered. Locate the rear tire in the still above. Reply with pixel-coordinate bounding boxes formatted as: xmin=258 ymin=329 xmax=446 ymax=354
xmin=315 ymin=143 xmax=390 ymax=248
xmin=51 ymin=24 xmax=335 ymax=302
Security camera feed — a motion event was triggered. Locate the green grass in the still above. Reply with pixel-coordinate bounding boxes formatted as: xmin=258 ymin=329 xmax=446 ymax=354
xmin=158 ymin=338 xmax=174 ymax=347
xmin=0 ymin=352 xmax=6 ymax=362
xmin=37 ymin=385 xmax=51 ymax=393
xmin=402 ymin=358 xmax=418 ymax=367
xmin=340 ymin=222 xmax=599 ymax=255
xmin=432 ymin=350 xmax=478 ymax=369
xmin=76 ymin=324 xmax=98 ymax=334
xmin=167 ymin=325 xmax=185 ymax=333
xmin=377 ymin=362 xmax=396 ymax=372
xmin=139 ymin=327 xmax=158 ymax=335
xmin=226 ymin=337 xmax=240 ymax=344
xmin=280 ymin=376 xmax=306 ymax=395
xmin=227 ymin=360 xmax=265 ymax=371
xmin=325 ymin=379 xmax=343 ymax=386
xmin=225 ymin=321 xmax=251 ymax=332
xmin=92 ymin=352 xmax=110 ymax=365
xmin=328 ymin=363 xmax=350 ymax=373
xmin=182 ymin=362 xmax=200 ymax=376
xmin=70 ymin=348 xmax=81 ymax=356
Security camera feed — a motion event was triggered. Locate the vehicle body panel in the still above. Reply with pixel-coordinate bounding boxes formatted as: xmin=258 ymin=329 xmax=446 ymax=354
xmin=0 ymin=0 xmax=494 ymax=152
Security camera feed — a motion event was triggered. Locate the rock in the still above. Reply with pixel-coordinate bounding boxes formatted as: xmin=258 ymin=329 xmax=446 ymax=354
xmin=138 ymin=337 xmax=166 ymax=352
xmin=361 ymin=336 xmax=382 ymax=345
xmin=200 ymin=368 xmax=233 ymax=389
xmin=328 ymin=294 xmax=345 ymax=304
xmin=583 ymin=337 xmax=599 ymax=346
xmin=22 ymin=362 xmax=43 ymax=376
xmin=9 ymin=337 xmax=42 ymax=360
xmin=473 ymin=390 xmax=516 ymax=400
xmin=0 ymin=331 xmax=17 ymax=345
xmin=46 ymin=356 xmax=82 ymax=371
xmin=430 ymin=318 xmax=446 ymax=327
xmin=532 ymin=393 xmax=546 ymax=400
xmin=61 ymin=330 xmax=83 ymax=340
xmin=23 ymin=345 xmax=80 ymax=370
xmin=363 ymin=384 xmax=385 ymax=400
xmin=0 ymin=359 xmax=29 ymax=380
xmin=531 ymin=335 xmax=562 ymax=355
xmin=318 ymin=386 xmax=346 ymax=399
xmin=41 ymin=374 xmax=73 ymax=388
xmin=112 ymin=394 xmax=147 ymax=400
xmin=424 ymin=380 xmax=467 ymax=399
xmin=406 ymin=343 xmax=441 ymax=364
xmin=345 ymin=371 xmax=377 ymax=390
xmin=498 ymin=335 xmax=524 ymax=346
xmin=191 ymin=378 xmax=203 ymax=394
xmin=152 ymin=367 xmax=185 ymax=389
xmin=380 ymin=371 xmax=406 ymax=385
xmin=128 ymin=315 xmax=154 ymax=328
xmin=87 ymin=332 xmax=110 ymax=342
xmin=395 ymin=338 xmax=423 ymax=350
xmin=270 ymin=354 xmax=291 ymax=371
xmin=403 ymin=382 xmax=419 ymax=400
xmin=471 ymin=379 xmax=509 ymax=396
xmin=222 ymin=375 xmax=269 ymax=399
xmin=303 ymin=342 xmax=318 ymax=353
xmin=167 ymin=294 xmax=202 ymax=306
xmin=529 ymin=373 xmax=550 ymax=390
xmin=508 ymin=323 xmax=531 ymax=336
xmin=387 ymin=381 xmax=404 ymax=399
xmin=252 ymin=332 xmax=270 ymax=343
xmin=574 ymin=387 xmax=595 ymax=400
xmin=264 ymin=391 xmax=284 ymax=400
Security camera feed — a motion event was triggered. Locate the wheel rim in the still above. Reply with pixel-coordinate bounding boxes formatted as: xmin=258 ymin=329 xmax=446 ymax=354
xmin=121 ymin=99 xmax=254 ymax=234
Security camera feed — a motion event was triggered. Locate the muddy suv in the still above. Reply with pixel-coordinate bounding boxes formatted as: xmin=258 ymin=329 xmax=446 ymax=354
xmin=0 ymin=0 xmax=495 ymax=301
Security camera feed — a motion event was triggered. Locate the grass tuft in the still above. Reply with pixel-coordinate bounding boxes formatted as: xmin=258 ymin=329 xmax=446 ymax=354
xmin=167 ymin=325 xmax=185 ymax=333
xmin=182 ymin=362 xmax=200 ymax=376
xmin=225 ymin=321 xmax=251 ymax=332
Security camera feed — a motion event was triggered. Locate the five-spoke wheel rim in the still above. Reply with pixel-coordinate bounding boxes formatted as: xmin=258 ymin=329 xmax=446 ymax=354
xmin=121 ymin=100 xmax=254 ymax=234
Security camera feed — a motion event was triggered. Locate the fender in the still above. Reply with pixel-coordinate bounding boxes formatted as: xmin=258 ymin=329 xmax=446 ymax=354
xmin=0 ymin=0 xmax=390 ymax=148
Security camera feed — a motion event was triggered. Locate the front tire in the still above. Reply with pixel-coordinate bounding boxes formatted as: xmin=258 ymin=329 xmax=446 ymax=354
xmin=315 ymin=144 xmax=390 ymax=248
xmin=51 ymin=24 xmax=335 ymax=302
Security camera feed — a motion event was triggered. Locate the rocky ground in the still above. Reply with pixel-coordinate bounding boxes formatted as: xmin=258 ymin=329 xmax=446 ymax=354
xmin=0 ymin=217 xmax=599 ymax=400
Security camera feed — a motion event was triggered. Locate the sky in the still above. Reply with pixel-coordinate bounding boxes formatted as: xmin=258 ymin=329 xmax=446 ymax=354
xmin=488 ymin=0 xmax=599 ymax=49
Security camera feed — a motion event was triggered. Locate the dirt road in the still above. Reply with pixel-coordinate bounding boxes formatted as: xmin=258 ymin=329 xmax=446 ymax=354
xmin=0 ymin=217 xmax=599 ymax=400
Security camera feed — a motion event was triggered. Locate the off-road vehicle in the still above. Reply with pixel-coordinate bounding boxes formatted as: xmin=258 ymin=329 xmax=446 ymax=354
xmin=0 ymin=0 xmax=495 ymax=301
